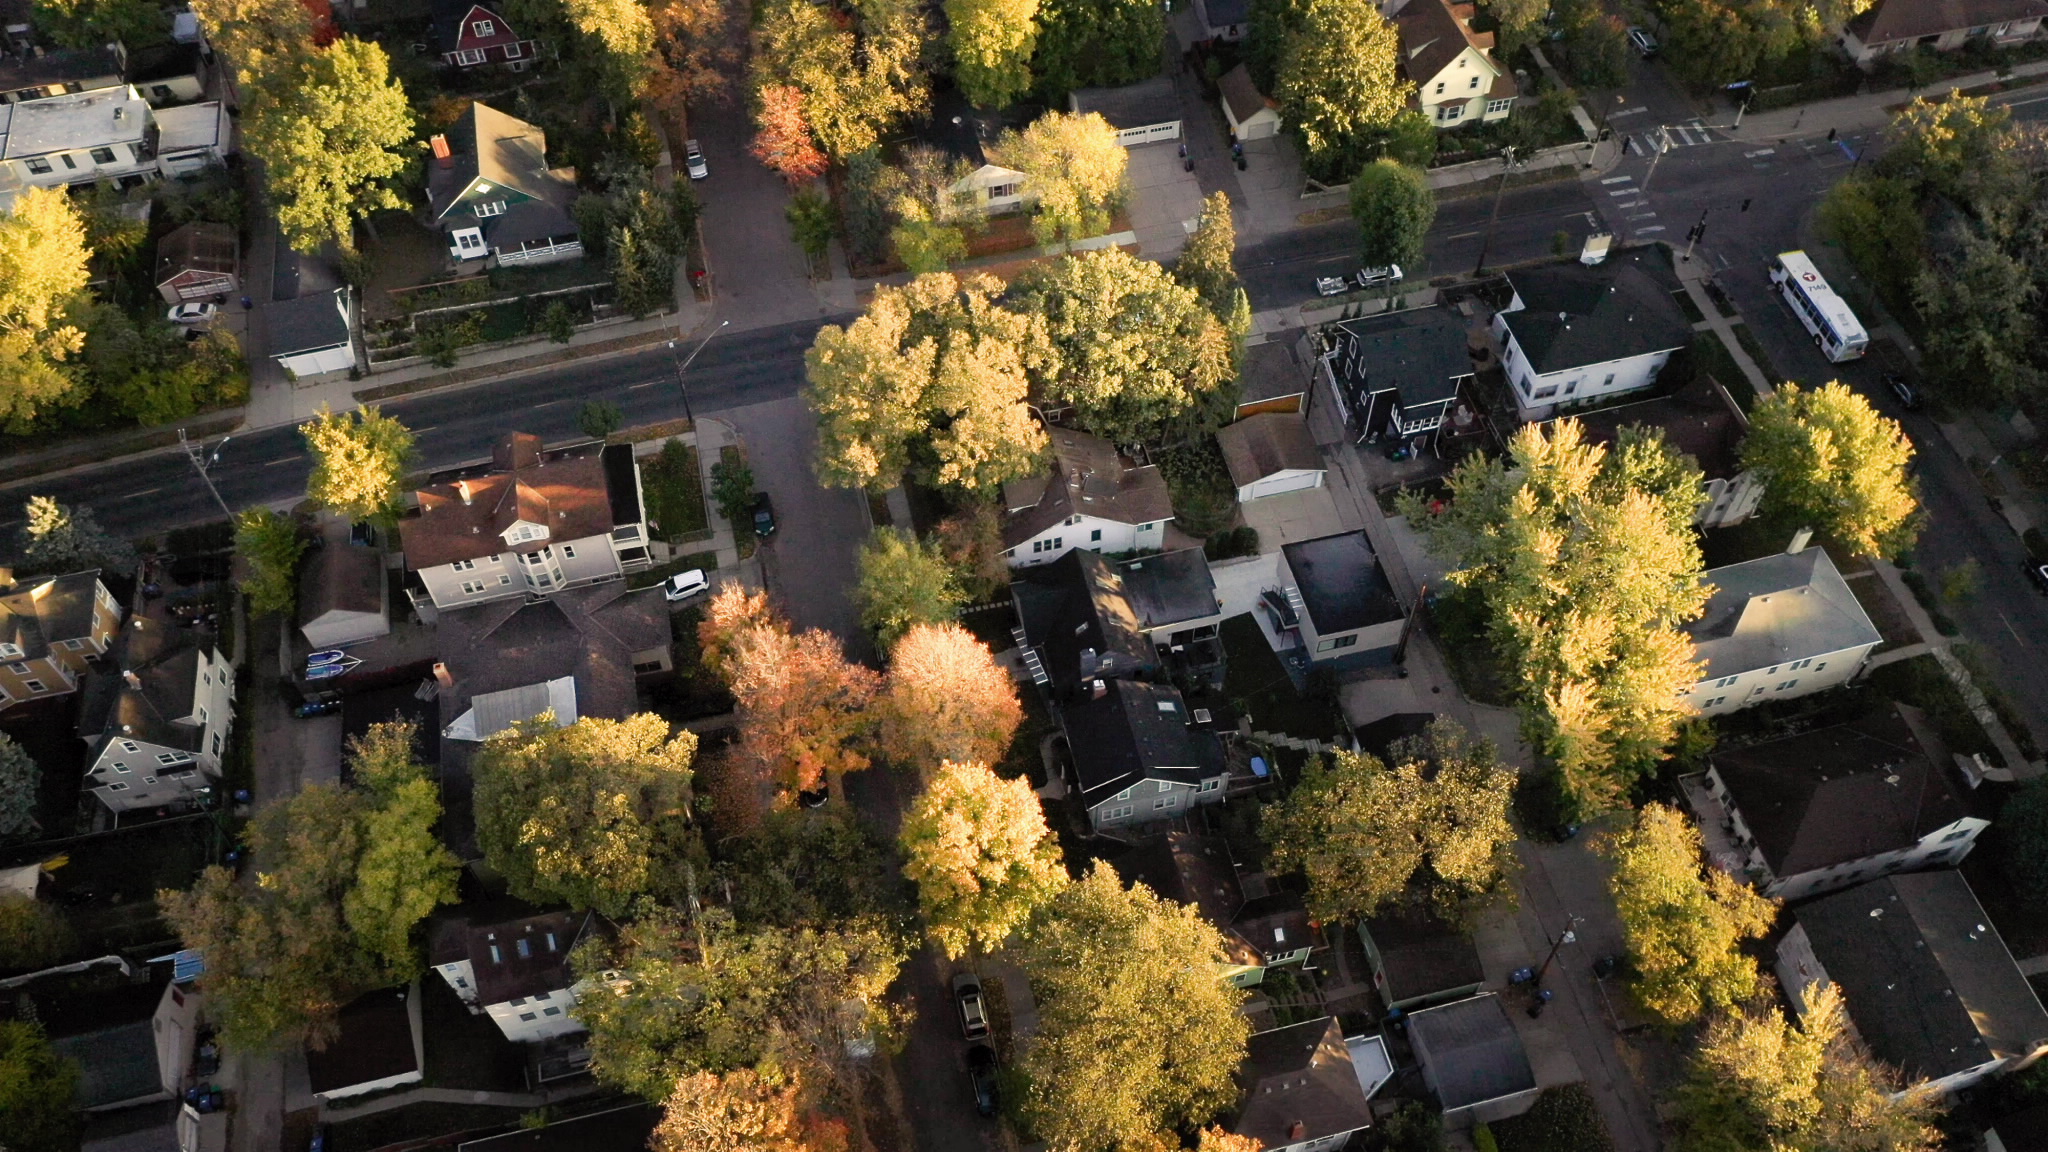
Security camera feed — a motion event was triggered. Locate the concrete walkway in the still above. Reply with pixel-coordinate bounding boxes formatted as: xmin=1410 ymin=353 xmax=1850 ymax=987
xmin=1868 ymin=557 xmax=2038 ymax=779
xmin=1733 ymin=57 xmax=2048 ymax=143
xmin=1673 ymin=254 xmax=1775 ymax=399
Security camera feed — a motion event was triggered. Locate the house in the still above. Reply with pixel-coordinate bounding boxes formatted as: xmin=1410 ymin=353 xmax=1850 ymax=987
xmin=299 ymin=518 xmax=391 ymax=649
xmin=435 ymin=582 xmax=672 ymax=738
xmin=1011 ymin=547 xmax=1221 ymax=693
xmin=1396 ymin=0 xmax=1517 ymax=127
xmin=1276 ymin=532 xmax=1408 ymax=663
xmin=154 ymin=221 xmax=237 ymax=304
xmin=1775 ymin=871 xmax=2048 ymax=1094
xmin=1116 ymin=831 xmax=1314 ymax=987
xmin=305 ymin=988 xmax=423 ymax=1102
xmin=1001 ymin=427 xmax=1173 ymax=567
xmin=456 ymin=1104 xmax=661 ymax=1152
xmin=152 ymin=100 xmax=231 ymax=176
xmin=1227 ymin=1018 xmax=1378 ymax=1152
xmin=431 ymin=911 xmax=595 ymax=1043
xmin=1236 ymin=338 xmax=1314 ymax=418
xmin=396 ymin=433 xmax=653 ymax=614
xmin=1219 ymin=64 xmax=1281 ymax=141
xmin=268 ymin=288 xmax=354 ymax=378
xmin=127 ymin=42 xmax=208 ymax=106
xmin=1988 ymin=1104 xmax=2048 ymax=1152
xmin=920 ymin=89 xmax=1031 ymax=219
xmin=1679 ymin=542 xmax=1881 ymax=716
xmin=1405 ymin=994 xmax=1540 ymax=1125
xmin=1218 ymin=413 xmax=1326 ymax=503
xmin=427 ymin=102 xmax=583 ymax=268
xmin=1358 ymin=908 xmax=1487 ymax=1011
xmin=1492 ymin=248 xmax=1691 ymax=417
xmin=0 ymin=43 xmax=123 ymax=104
xmin=1319 ymin=306 xmax=1474 ymax=443
xmin=433 ymin=0 xmax=537 ymax=68
xmin=1069 ymin=76 xmax=1181 ymax=146
xmin=1842 ymin=0 xmax=2048 ymax=65
xmin=1060 ymin=677 xmax=1229 ymax=832
xmin=0 ymin=85 xmax=158 ymax=193
xmin=0 ymin=568 xmax=121 ymax=711
xmin=1684 ymin=703 xmax=1986 ymax=900
xmin=76 ymin=606 xmax=235 ymax=814
xmin=1566 ymin=374 xmax=1763 ymax=528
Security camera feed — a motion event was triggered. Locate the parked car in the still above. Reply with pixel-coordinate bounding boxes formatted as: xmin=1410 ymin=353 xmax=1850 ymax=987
xmin=1627 ymin=26 xmax=1658 ymax=56
xmin=2027 ymin=560 xmax=2048 ymax=595
xmin=168 ymin=301 xmax=219 ymax=325
xmin=685 ymin=139 xmax=709 ymax=180
xmin=952 ymin=973 xmax=989 ymax=1041
xmin=1315 ymin=275 xmax=1351 ymax=296
xmin=293 ymin=699 xmax=341 ymax=719
xmin=662 ymin=568 xmax=709 ymax=602
xmin=751 ymin=492 xmax=777 ymax=538
xmin=1355 ymin=264 xmax=1403 ymax=289
xmin=965 ymin=1044 xmax=999 ymax=1117
xmin=1884 ymin=372 xmax=1922 ymax=410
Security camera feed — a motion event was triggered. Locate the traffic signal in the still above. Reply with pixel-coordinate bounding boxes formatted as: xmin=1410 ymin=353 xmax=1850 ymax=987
xmin=1740 ymin=199 xmax=1752 ymax=212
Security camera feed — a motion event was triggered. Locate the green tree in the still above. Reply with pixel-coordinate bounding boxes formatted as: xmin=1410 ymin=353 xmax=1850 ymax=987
xmin=1015 ymin=248 xmax=1236 ymax=442
xmin=1174 ymin=191 xmax=1242 ymax=319
xmin=1818 ymin=177 xmax=1924 ymax=316
xmin=234 ymin=508 xmax=307 ymax=619
xmin=579 ymin=400 xmax=623 ymax=440
xmin=710 ymin=456 xmax=756 ymax=530
xmin=2001 ymin=778 xmax=2048 ymax=903
xmin=189 ymin=0 xmax=312 ymax=85
xmin=1740 ymin=382 xmax=1919 ymax=558
xmin=1350 ymin=158 xmax=1436 ymax=273
xmin=1486 ymin=0 xmax=1549 ymax=51
xmin=1914 ymin=230 xmax=2039 ymax=407
xmin=855 ymin=528 xmax=964 ymax=645
xmin=1018 ymin=864 xmax=1249 ymax=1151
xmin=342 ymin=723 xmax=460 ymax=984
xmin=0 ymin=734 xmax=37 ymax=843
xmin=1274 ymin=0 xmax=1410 ymax=164
xmin=1658 ymin=0 xmax=1765 ymax=89
xmin=0 ymin=1021 xmax=81 ymax=1152
xmin=1403 ymin=421 xmax=1708 ymax=818
xmin=1601 ymin=804 xmax=1777 ymax=1028
xmin=471 ymin=713 xmax=697 ymax=917
xmin=561 ymin=0 xmax=656 ymax=99
xmin=949 ymin=0 xmax=1040 ymax=107
xmin=15 ymin=495 xmax=137 ymax=578
xmin=750 ymin=0 xmax=929 ymax=162
xmin=301 ymin=404 xmax=414 ymax=524
xmin=1030 ymin=0 xmax=1161 ymax=100
xmin=241 ymin=37 xmax=416 ymax=254
xmin=715 ymin=810 xmax=900 ymax=929
xmin=1878 ymin=93 xmax=2012 ymax=206
xmin=576 ymin=909 xmax=909 ymax=1099
xmin=0 ymin=892 xmax=75 ymax=971
xmin=990 ymin=110 xmax=1128 ymax=246
xmin=900 ymin=758 xmax=1066 ymax=958
xmin=32 ymin=0 xmax=170 ymax=47
xmin=891 ymin=210 xmax=969 ymax=274
xmin=0 ymin=187 xmax=90 ymax=430
xmin=786 ymin=190 xmax=837 ymax=270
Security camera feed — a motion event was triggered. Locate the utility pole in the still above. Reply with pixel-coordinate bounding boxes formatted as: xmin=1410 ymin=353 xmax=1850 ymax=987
xmin=1533 ymin=914 xmax=1584 ymax=987
xmin=1639 ymin=125 xmax=1673 ymax=193
xmin=1683 ymin=208 xmax=1709 ymax=262
xmin=1471 ymin=145 xmax=1519 ymax=277
xmin=665 ymin=318 xmax=729 ymax=427
xmin=177 ymin=429 xmax=235 ymax=521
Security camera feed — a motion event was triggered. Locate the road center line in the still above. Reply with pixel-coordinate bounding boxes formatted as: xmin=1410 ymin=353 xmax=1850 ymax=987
xmin=1600 ymin=175 xmax=1635 ymax=184
xmin=121 ymin=487 xmax=162 ymax=500
xmin=629 ymin=381 xmax=658 ymax=389
xmin=1444 ymin=230 xmax=1481 ymax=240
xmin=262 ymin=457 xmax=298 ymax=467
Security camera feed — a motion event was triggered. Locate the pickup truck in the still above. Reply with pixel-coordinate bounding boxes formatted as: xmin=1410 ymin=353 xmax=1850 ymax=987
xmin=1316 ymin=265 xmax=1405 ymax=295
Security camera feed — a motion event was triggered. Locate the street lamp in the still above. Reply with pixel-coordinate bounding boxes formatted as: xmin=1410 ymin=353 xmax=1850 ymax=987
xmin=665 ymin=319 xmax=729 ymax=427
xmin=177 ymin=429 xmax=235 ymax=521
xmin=1532 ymin=914 xmax=1584 ymax=987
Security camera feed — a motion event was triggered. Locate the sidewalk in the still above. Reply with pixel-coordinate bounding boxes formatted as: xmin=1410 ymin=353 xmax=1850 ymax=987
xmin=1671 ymin=254 xmax=1775 ymax=399
xmin=1731 ymin=57 xmax=2048 ymax=143
xmin=1868 ymin=557 xmax=2040 ymax=779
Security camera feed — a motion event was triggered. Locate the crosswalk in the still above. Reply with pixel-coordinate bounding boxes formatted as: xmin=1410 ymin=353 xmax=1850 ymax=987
xmin=1626 ymin=120 xmax=1720 ymax=155
xmin=1598 ymin=174 xmax=1665 ymax=234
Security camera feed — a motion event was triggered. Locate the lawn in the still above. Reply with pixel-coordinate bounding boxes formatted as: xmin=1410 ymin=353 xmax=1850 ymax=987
xmin=640 ymin=439 xmax=708 ymax=543
xmin=1217 ymin=614 xmax=1341 ymax=742
xmin=1843 ymin=571 xmax=1920 ymax=652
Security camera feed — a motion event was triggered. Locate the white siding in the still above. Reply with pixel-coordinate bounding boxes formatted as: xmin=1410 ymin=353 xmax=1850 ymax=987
xmin=1681 ymin=643 xmax=1875 ymax=716
xmin=1494 ymin=321 xmax=1673 ymax=415
xmin=1414 ymin=47 xmax=1511 ymax=128
xmin=277 ymin=343 xmax=355 ymax=378
xmin=1089 ymin=774 xmax=1228 ymax=829
xmin=1005 ymin=516 xmax=1167 ymax=568
xmin=484 ymin=986 xmax=586 ymax=1042
xmin=416 ymin=532 xmax=625 ymax=610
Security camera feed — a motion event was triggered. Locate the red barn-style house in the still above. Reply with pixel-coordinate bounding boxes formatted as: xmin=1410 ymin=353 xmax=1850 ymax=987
xmin=433 ymin=0 xmax=537 ymax=68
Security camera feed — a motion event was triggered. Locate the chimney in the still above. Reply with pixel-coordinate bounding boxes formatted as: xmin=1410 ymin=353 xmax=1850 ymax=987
xmin=457 ymin=480 xmax=473 ymax=506
xmin=1786 ymin=526 xmax=1812 ymax=554
xmin=123 ymin=670 xmax=141 ymax=689
xmin=1091 ymin=678 xmax=1107 ymax=700
xmin=1289 ymin=1122 xmax=1307 ymax=1140
xmin=431 ymin=134 xmax=452 ymax=168
xmin=433 ymin=662 xmax=453 ymax=687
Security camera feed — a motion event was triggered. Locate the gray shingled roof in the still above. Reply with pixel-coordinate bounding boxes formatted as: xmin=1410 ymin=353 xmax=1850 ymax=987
xmin=1687 ymin=548 xmax=1881 ymax=679
xmin=1069 ymin=76 xmax=1180 ymax=130
xmin=1327 ymin=306 xmax=1473 ymax=408
xmin=267 ymin=289 xmax=350 ymax=357
xmin=1847 ymin=0 xmax=2048 ymax=45
xmin=1217 ymin=414 xmax=1324 ymax=488
xmin=1233 ymin=1018 xmax=1374 ymax=1148
xmin=1062 ymin=678 xmax=1225 ymax=803
xmin=1499 ymin=249 xmax=1690 ymax=376
xmin=1407 ymin=994 xmax=1537 ymax=1111
xmin=1001 ymin=427 xmax=1173 ymax=550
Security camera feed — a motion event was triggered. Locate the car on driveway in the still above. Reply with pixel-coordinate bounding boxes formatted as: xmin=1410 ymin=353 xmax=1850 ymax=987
xmin=952 ymin=973 xmax=989 ymax=1041
xmin=1627 ymin=26 xmax=1658 ymax=56
xmin=1884 ymin=372 xmax=1922 ymax=410
xmin=2027 ymin=560 xmax=2048 ymax=595
xmin=662 ymin=568 xmax=709 ymax=602
xmin=751 ymin=492 xmax=777 ymax=538
xmin=965 ymin=1044 xmax=999 ymax=1117
xmin=685 ymin=139 xmax=708 ymax=180
xmin=168 ymin=301 xmax=219 ymax=325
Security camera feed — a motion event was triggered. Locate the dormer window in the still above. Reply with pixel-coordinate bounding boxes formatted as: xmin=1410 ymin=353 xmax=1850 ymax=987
xmin=0 ymin=644 xmax=20 ymax=659
xmin=473 ymin=18 xmax=496 ymax=35
xmin=452 ymin=227 xmax=487 ymax=256
xmin=504 ymin=521 xmax=547 ymax=545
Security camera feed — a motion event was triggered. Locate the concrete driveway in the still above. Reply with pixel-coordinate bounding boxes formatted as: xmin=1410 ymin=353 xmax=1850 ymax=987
xmin=725 ymin=395 xmax=870 ymax=652
xmin=1124 ymin=139 xmax=1205 ymax=259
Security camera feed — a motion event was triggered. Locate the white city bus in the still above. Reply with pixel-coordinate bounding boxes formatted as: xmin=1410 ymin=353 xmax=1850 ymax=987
xmin=1770 ymin=250 xmax=1869 ymax=362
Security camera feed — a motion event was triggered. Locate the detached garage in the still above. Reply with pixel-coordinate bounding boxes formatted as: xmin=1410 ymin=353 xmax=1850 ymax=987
xmin=1218 ymin=412 xmax=1325 ymax=502
xmin=269 ymin=288 xmax=355 ymax=378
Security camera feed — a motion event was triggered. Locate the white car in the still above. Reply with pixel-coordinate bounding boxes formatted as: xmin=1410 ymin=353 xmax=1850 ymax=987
xmin=662 ymin=568 xmax=709 ymax=602
xmin=167 ymin=302 xmax=220 ymax=326
xmin=1316 ymin=276 xmax=1351 ymax=296
xmin=685 ymin=140 xmax=708 ymax=180
xmin=1355 ymin=264 xmax=1403 ymax=288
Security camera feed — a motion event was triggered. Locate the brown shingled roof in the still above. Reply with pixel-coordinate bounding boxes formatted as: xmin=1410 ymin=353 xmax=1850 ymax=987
xmin=1397 ymin=0 xmax=1507 ymax=89
xmin=1847 ymin=0 xmax=2048 ymax=45
xmin=1001 ymin=428 xmax=1174 ymax=550
xmin=1216 ymin=414 xmax=1324 ymax=489
xmin=398 ymin=434 xmax=615 ymax=569
xmin=1219 ymin=63 xmax=1276 ymax=126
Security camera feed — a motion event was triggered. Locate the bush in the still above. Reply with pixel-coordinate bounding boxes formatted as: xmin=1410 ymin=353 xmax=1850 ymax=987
xmin=543 ymin=300 xmax=576 ymax=344
xmin=1205 ymin=526 xmax=1260 ymax=560
xmin=1492 ymin=1084 xmax=1614 ymax=1152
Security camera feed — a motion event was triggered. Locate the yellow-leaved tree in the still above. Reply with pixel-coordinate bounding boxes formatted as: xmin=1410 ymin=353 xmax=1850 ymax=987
xmin=0 ymin=187 xmax=91 ymax=428
xmin=899 ymin=759 xmax=1066 ymax=958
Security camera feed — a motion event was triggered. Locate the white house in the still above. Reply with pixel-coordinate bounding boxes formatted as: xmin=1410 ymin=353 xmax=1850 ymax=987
xmin=1069 ymin=76 xmax=1181 ymax=147
xmin=1228 ymin=1018 xmax=1380 ymax=1152
xmin=1493 ymin=248 xmax=1692 ymax=418
xmin=396 ymin=432 xmax=652 ymax=613
xmin=1683 ymin=703 xmax=1988 ymax=900
xmin=0 ymin=43 xmax=126 ymax=105
xmin=1062 ymin=677 xmax=1230 ymax=832
xmin=1680 ymin=543 xmax=1882 ymax=716
xmin=1396 ymin=0 xmax=1517 ymax=127
xmin=1001 ymin=427 xmax=1173 ymax=568
xmin=1219 ymin=64 xmax=1282 ymax=141
xmin=0 ymin=85 xmax=158 ymax=194
xmin=1217 ymin=412 xmax=1325 ymax=502
xmin=1274 ymin=532 xmax=1408 ymax=664
xmin=1776 ymin=871 xmax=2048 ymax=1095
xmin=431 ymin=911 xmax=595 ymax=1043
xmin=79 ymin=613 xmax=235 ymax=814
xmin=1842 ymin=0 xmax=2048 ymax=65
xmin=267 ymin=288 xmax=355 ymax=379
xmin=152 ymin=100 xmax=231 ymax=177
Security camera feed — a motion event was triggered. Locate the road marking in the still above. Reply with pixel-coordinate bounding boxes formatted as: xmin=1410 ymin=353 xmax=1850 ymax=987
xmin=1636 ymin=225 xmax=1667 ymax=233
xmin=1600 ymin=175 xmax=1635 ymax=185
xmin=1998 ymin=608 xmax=2024 ymax=644
xmin=531 ymin=400 xmax=562 ymax=408
xmin=1609 ymin=106 xmax=1649 ymax=118
xmin=1626 ymin=212 xmax=1659 ymax=220
xmin=262 ymin=457 xmax=297 ymax=467
xmin=120 ymin=487 xmax=162 ymax=500
xmin=629 ymin=380 xmax=658 ymax=389
xmin=1743 ymin=148 xmax=1776 ymax=158
xmin=1608 ymin=189 xmax=1640 ymax=197
xmin=1614 ymin=199 xmax=1644 ymax=208
xmin=410 ymin=425 xmax=439 ymax=434
xmin=1444 ymin=230 xmax=1482 ymax=240
xmin=2001 ymin=93 xmax=2048 ymax=108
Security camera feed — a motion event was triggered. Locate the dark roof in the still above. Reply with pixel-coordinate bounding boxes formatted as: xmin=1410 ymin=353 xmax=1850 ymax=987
xmin=1219 ymin=64 xmax=1274 ymax=125
xmin=432 ymin=0 xmax=513 ymax=49
xmin=299 ymin=518 xmax=384 ymax=625
xmin=601 ymin=444 xmax=642 ymax=526
xmin=1116 ymin=549 xmax=1219 ymax=633
xmin=1362 ymin=908 xmax=1486 ymax=1005
xmin=1500 ymin=248 xmax=1690 ymax=376
xmin=1564 ymin=374 xmax=1744 ymax=480
xmin=430 ymin=911 xmax=590 ymax=1003
xmin=1281 ymin=532 xmax=1403 ymax=634
xmin=0 ymin=44 xmax=122 ymax=95
xmin=427 ymin=102 xmax=579 ymax=233
xmin=1238 ymin=338 xmax=1312 ymax=407
xmin=267 ymin=289 xmax=350 ymax=357
xmin=1202 ymin=0 xmax=1250 ymax=27
xmin=1233 ymin=1018 xmax=1374 ymax=1148
xmin=457 ymin=1104 xmax=661 ymax=1152
xmin=916 ymin=86 xmax=990 ymax=167
xmin=1406 ymin=994 xmax=1537 ymax=1111
xmin=399 ymin=435 xmax=623 ymax=569
xmin=1397 ymin=0 xmax=1499 ymax=87
xmin=304 ymin=988 xmax=418 ymax=1095
xmin=1847 ymin=0 xmax=2048 ymax=45
xmin=53 ymin=1019 xmax=160 ymax=1108
xmin=1116 ymin=832 xmax=1311 ymax=968
xmin=0 ymin=569 xmax=103 ymax=660
xmin=1710 ymin=703 xmax=1969 ymax=878
xmin=1069 ymin=75 xmax=1180 ymax=129
xmin=1687 ymin=547 xmax=1881 ymax=679
xmin=79 ymin=613 xmax=220 ymax=753
xmin=1217 ymin=413 xmax=1324 ymax=488
xmin=1001 ymin=427 xmax=1174 ymax=550
xmin=154 ymin=221 xmax=236 ymax=286
xmin=1062 ymin=678 xmax=1225 ymax=803
xmin=1792 ymin=871 xmax=2048 ymax=1082
xmin=1012 ymin=549 xmax=1156 ymax=692
xmin=126 ymin=41 xmax=203 ymax=84
xmin=1327 ymin=307 xmax=1473 ymax=408
xmin=1992 ymin=1103 xmax=2048 ymax=1152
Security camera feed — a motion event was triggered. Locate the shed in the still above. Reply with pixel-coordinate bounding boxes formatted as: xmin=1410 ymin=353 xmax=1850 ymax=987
xmin=1220 ymin=64 xmax=1281 ymax=141
xmin=1359 ymin=908 xmax=1486 ymax=1011
xmin=268 ymin=288 xmax=354 ymax=378
xmin=299 ymin=518 xmax=391 ymax=648
xmin=1217 ymin=413 xmax=1325 ymax=501
xmin=154 ymin=221 xmax=238 ymax=305
xmin=1406 ymin=994 xmax=1539 ymax=1125
xmin=305 ymin=988 xmax=422 ymax=1102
